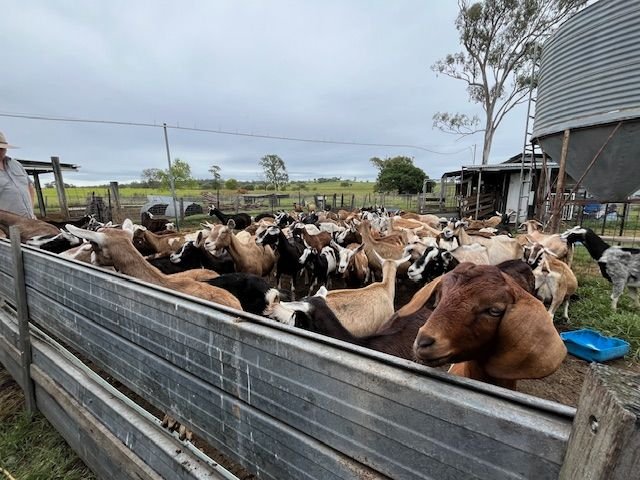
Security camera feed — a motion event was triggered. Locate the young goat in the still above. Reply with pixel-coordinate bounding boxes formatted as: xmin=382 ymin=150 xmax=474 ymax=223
xmin=531 ymin=250 xmax=578 ymax=320
xmin=562 ymin=226 xmax=639 ymax=310
xmin=66 ymin=224 xmax=242 ymax=310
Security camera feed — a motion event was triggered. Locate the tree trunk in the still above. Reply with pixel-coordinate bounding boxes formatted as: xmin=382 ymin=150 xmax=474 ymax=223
xmin=482 ymin=122 xmax=494 ymax=165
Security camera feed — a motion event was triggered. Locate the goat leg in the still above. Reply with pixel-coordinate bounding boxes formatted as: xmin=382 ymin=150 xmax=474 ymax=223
xmin=630 ymin=286 xmax=639 ymax=308
xmin=610 ymin=281 xmax=625 ymax=311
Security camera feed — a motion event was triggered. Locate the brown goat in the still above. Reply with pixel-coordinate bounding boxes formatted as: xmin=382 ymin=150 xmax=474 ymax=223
xmin=132 ymin=228 xmax=186 ymax=255
xmin=205 ymin=221 xmax=275 ymax=276
xmin=292 ymin=224 xmax=332 ymax=252
xmin=0 ymin=208 xmax=61 ymax=241
xmin=399 ymin=263 xmax=566 ymax=389
xmin=66 ymin=224 xmax=242 ymax=310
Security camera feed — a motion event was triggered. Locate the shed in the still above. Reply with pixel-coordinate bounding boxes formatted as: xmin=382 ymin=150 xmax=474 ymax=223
xmin=440 ymin=153 xmax=578 ymax=220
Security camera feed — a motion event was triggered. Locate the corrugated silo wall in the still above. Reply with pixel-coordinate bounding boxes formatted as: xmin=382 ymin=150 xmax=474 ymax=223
xmin=534 ymin=0 xmax=640 ymax=137
xmin=532 ymin=0 xmax=640 ymax=200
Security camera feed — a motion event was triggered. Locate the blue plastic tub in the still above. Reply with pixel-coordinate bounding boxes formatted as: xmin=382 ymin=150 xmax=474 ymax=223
xmin=560 ymin=329 xmax=630 ymax=362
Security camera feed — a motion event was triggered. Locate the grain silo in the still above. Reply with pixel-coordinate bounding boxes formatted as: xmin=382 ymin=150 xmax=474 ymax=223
xmin=532 ymin=0 xmax=640 ymax=201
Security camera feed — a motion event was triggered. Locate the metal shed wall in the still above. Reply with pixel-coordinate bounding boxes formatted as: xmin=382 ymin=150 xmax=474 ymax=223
xmin=532 ymin=0 xmax=640 ymax=200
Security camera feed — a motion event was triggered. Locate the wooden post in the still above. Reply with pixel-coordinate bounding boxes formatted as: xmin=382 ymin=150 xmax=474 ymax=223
xmin=109 ymin=182 xmax=122 ymax=223
xmin=351 ymin=194 xmax=355 ymax=210
xmin=475 ymin=168 xmax=483 ymax=219
xmin=9 ymin=226 xmax=37 ymax=414
xmin=32 ymin=172 xmax=47 ymax=218
xmin=559 ymin=363 xmax=640 ymax=479
xmin=550 ymin=129 xmax=570 ymax=232
xmin=179 ymin=198 xmax=185 ymax=225
xmin=51 ymin=156 xmax=69 ymax=219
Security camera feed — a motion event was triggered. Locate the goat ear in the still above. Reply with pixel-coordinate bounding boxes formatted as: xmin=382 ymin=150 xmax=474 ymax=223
xmin=315 ymin=286 xmax=328 ymax=298
xmin=484 ymin=277 xmax=566 ymax=380
xmin=227 ymin=219 xmax=236 ymax=229
xmin=330 ymin=240 xmax=342 ymax=251
xmin=354 ymin=243 xmax=364 ymax=254
xmin=196 ymin=231 xmax=203 ymax=246
xmin=395 ymin=276 xmax=442 ymax=318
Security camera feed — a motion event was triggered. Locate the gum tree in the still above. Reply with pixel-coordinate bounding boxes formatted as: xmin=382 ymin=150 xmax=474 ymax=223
xmin=432 ymin=0 xmax=586 ymax=164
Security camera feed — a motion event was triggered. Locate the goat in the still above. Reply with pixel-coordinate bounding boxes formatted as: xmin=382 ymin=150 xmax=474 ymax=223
xmin=208 ymin=205 xmax=252 ymax=230
xmin=207 ymin=273 xmax=280 ymax=316
xmin=531 ymin=250 xmax=578 ymax=320
xmin=65 ymin=224 xmax=242 ymax=310
xmin=331 ymin=241 xmax=371 ymax=287
xmin=357 ymin=220 xmax=409 ymax=279
xmin=44 ymin=215 xmax=93 ymax=230
xmin=265 ymin=295 xmax=427 ymax=361
xmin=292 ymin=223 xmax=332 ymax=252
xmin=206 ymin=220 xmax=276 ymax=276
xmin=255 ymin=225 xmax=306 ymax=298
xmin=316 ymin=252 xmax=410 ymax=337
xmin=299 ymin=244 xmax=337 ymax=295
xmin=401 ymin=263 xmax=566 ymax=389
xmin=147 ymin=232 xmax=235 ymax=275
xmin=518 ymin=220 xmax=571 ymax=264
xmin=0 ymin=208 xmax=61 ymax=241
xmin=561 ymin=226 xmax=639 ymax=310
xmin=407 ymin=244 xmax=489 ymax=284
xmin=132 ymin=227 xmax=186 ymax=256
xmin=140 ymin=211 xmax=171 ymax=233
xmin=450 ymin=222 xmax=522 ymax=265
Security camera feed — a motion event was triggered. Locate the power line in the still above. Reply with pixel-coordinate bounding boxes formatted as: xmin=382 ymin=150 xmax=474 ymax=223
xmin=0 ymin=111 xmax=471 ymax=155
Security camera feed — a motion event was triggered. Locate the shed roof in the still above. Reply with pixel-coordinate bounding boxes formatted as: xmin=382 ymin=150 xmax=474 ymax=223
xmin=441 ymin=153 xmax=556 ymax=178
xmin=16 ymin=159 xmax=80 ymax=175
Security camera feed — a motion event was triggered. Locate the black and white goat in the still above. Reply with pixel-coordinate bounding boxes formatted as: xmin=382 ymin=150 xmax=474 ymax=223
xmin=206 ymin=273 xmax=281 ymax=316
xmin=265 ymin=295 xmax=426 ymax=361
xmin=561 ymin=226 xmax=639 ymax=310
xmin=255 ymin=225 xmax=306 ymax=298
xmin=299 ymin=243 xmax=337 ymax=296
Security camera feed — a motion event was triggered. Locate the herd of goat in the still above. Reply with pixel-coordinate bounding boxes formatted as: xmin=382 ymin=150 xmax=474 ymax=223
xmin=0 ymin=205 xmax=638 ymax=392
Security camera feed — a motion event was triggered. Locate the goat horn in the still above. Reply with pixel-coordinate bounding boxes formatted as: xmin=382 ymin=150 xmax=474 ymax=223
xmin=65 ymin=225 xmax=107 ymax=246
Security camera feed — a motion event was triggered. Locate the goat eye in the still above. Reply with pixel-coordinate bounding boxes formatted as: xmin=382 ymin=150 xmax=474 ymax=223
xmin=487 ymin=307 xmax=504 ymax=317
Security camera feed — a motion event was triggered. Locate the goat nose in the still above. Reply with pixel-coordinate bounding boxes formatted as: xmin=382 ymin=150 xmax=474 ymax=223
xmin=415 ymin=335 xmax=436 ymax=350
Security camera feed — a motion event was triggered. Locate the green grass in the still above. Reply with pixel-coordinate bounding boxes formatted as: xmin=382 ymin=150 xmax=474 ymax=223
xmin=0 ymin=368 xmax=95 ymax=480
xmin=565 ymin=246 xmax=640 ymax=361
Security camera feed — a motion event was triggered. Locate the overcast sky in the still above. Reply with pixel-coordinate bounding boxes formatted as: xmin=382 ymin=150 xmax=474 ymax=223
xmin=1 ymin=1 xmax=530 ymax=186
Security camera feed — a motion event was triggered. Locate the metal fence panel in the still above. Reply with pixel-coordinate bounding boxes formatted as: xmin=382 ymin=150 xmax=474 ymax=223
xmin=16 ymin=245 xmax=571 ymax=480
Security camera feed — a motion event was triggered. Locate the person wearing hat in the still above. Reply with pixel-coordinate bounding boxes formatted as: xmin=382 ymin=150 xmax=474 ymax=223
xmin=0 ymin=131 xmax=36 ymax=219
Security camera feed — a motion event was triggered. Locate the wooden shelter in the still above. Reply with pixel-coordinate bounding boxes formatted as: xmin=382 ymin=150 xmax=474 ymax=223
xmin=16 ymin=156 xmax=80 ymax=219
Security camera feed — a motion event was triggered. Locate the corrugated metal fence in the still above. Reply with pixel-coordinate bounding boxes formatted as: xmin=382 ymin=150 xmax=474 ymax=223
xmin=0 ymin=239 xmax=575 ymax=479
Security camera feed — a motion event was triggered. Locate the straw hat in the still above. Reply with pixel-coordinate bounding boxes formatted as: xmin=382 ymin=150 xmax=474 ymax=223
xmin=0 ymin=131 xmax=18 ymax=149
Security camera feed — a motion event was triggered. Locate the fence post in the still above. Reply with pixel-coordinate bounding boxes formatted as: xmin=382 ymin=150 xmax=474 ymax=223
xmin=179 ymin=197 xmax=185 ymax=225
xmin=559 ymin=363 xmax=640 ymax=479
xmin=109 ymin=182 xmax=122 ymax=223
xmin=351 ymin=194 xmax=354 ymax=210
xmin=51 ymin=156 xmax=69 ymax=219
xmin=9 ymin=226 xmax=37 ymax=414
xmin=32 ymin=172 xmax=47 ymax=218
